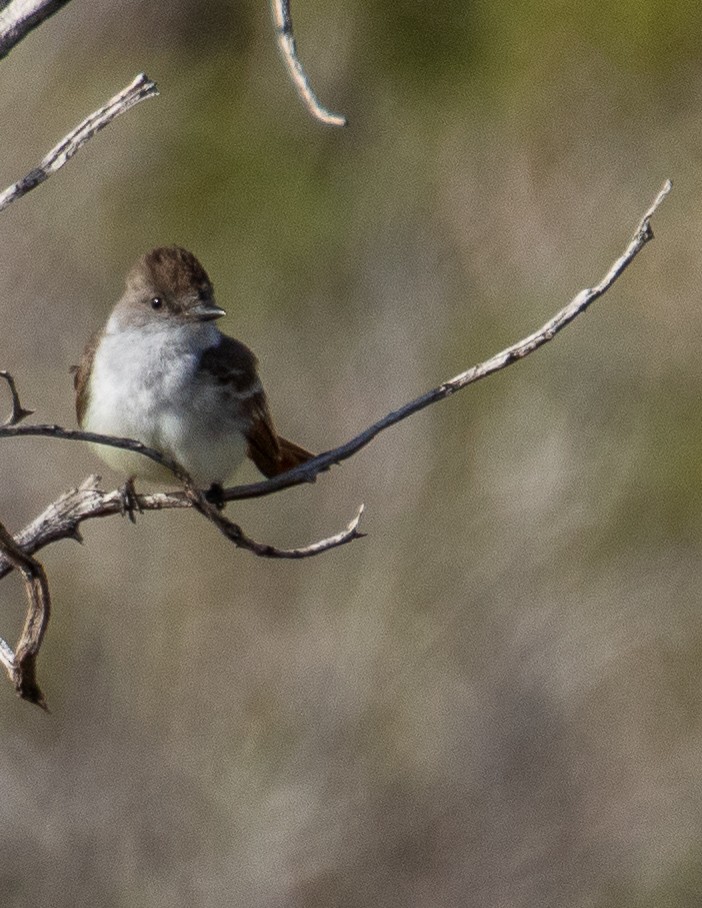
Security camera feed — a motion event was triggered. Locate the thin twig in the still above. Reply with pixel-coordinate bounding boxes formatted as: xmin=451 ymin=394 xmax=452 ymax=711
xmin=183 ymin=482 xmax=365 ymax=559
xmin=0 ymin=0 xmax=71 ymax=61
xmin=0 ymin=520 xmax=50 ymax=709
xmin=271 ymin=0 xmax=347 ymax=127
xmin=0 ymin=73 xmax=159 ymax=213
xmin=0 ymin=370 xmax=34 ymax=425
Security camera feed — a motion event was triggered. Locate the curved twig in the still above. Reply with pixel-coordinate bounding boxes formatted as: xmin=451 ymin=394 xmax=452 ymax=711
xmin=1 ymin=1 xmax=345 ymax=130
xmin=0 ymin=520 xmax=50 ymax=709
xmin=271 ymin=0 xmax=347 ymax=127
xmin=183 ymin=482 xmax=365 ymax=559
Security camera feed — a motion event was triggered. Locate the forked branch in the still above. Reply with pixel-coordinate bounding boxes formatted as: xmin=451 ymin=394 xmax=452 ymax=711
xmin=0 ymin=464 xmax=364 ymax=707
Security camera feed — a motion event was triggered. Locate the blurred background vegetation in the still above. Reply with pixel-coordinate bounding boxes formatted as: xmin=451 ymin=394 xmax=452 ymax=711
xmin=1 ymin=1 xmax=702 ymax=905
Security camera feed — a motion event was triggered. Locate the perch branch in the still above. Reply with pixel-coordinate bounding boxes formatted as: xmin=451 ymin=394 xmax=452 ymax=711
xmin=0 ymin=179 xmax=672 ymax=555
xmin=0 ymin=520 xmax=50 ymax=709
xmin=271 ymin=0 xmax=347 ymax=127
xmin=215 ymin=178 xmax=674 ymax=499
xmin=0 ymin=471 xmax=362 ymax=709
xmin=0 ymin=73 xmax=158 ymax=213
xmin=0 ymin=0 xmax=71 ymax=60
xmin=1 ymin=420 xmax=187 ymax=478
xmin=0 ymin=473 xmax=365 ymax=581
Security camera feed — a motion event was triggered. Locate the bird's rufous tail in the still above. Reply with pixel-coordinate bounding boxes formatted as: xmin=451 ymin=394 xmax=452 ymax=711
xmin=253 ymin=435 xmax=315 ymax=478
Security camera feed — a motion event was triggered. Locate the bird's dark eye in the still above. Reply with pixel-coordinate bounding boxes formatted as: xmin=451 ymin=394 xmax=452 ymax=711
xmin=150 ymin=296 xmax=163 ymax=310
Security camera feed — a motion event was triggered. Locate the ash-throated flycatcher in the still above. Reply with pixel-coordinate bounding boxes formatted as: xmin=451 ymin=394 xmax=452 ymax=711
xmin=72 ymin=246 xmax=314 ymax=488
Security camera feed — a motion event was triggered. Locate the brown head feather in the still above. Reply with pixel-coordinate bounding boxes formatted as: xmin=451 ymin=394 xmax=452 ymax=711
xmin=125 ymin=246 xmax=215 ymax=315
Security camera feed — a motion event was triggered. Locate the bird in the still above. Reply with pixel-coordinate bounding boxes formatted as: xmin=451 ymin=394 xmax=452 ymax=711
xmin=72 ymin=246 xmax=314 ymax=500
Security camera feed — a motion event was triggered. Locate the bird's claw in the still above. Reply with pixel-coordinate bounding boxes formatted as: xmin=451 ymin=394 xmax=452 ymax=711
xmin=205 ymin=483 xmax=225 ymax=510
xmin=119 ymin=477 xmax=142 ymax=523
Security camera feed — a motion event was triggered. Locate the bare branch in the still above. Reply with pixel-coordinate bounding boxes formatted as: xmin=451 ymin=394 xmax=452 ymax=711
xmin=0 ymin=180 xmax=671 ymax=574
xmin=0 ymin=520 xmax=50 ymax=709
xmin=0 ymin=476 xmax=362 ymax=708
xmin=184 ymin=483 xmax=365 ymax=559
xmin=0 ymin=370 xmax=34 ymax=425
xmin=0 ymin=73 xmax=159 ymax=213
xmin=0 ymin=422 xmax=186 ymax=479
xmin=0 ymin=183 xmax=671 ymax=705
xmin=212 ymin=179 xmax=673 ymax=501
xmin=1 ymin=1 xmax=345 ymax=130
xmin=271 ymin=0 xmax=347 ymax=127
xmin=0 ymin=475 xmax=364 ymax=582
xmin=0 ymin=477 xmax=158 ymax=582
xmin=0 ymin=181 xmax=671 ymax=496
xmin=0 ymin=0 xmax=71 ymax=61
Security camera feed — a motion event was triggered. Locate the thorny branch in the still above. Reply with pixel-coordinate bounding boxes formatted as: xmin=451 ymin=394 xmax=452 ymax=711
xmin=0 ymin=73 xmax=158 ymax=213
xmin=271 ymin=0 xmax=347 ymax=127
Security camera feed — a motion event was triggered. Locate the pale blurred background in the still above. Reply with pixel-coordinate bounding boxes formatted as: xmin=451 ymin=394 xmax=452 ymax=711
xmin=1 ymin=2 xmax=701 ymax=905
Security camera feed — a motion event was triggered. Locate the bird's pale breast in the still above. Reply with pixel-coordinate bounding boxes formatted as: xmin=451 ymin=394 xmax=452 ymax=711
xmin=83 ymin=321 xmax=249 ymax=485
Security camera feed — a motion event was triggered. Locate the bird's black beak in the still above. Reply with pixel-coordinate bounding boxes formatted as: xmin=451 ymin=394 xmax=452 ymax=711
xmin=190 ymin=302 xmax=226 ymax=321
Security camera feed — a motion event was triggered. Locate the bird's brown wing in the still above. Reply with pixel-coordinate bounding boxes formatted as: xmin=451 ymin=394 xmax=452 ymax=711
xmin=244 ymin=389 xmax=283 ymax=476
xmin=200 ymin=336 xmax=314 ymax=478
xmin=70 ymin=330 xmax=101 ymax=426
xmin=246 ymin=390 xmax=314 ymax=477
